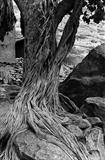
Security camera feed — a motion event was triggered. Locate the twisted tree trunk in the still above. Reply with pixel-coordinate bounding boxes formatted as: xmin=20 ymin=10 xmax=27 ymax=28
xmin=0 ymin=0 xmax=97 ymax=160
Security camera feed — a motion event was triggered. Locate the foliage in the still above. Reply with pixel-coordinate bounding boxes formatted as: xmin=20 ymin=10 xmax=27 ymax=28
xmin=82 ymin=0 xmax=105 ymax=24
xmin=0 ymin=59 xmax=23 ymax=85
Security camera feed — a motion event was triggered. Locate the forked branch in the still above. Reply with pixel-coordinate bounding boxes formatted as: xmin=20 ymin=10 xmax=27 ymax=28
xmin=55 ymin=0 xmax=75 ymax=30
xmin=54 ymin=0 xmax=84 ymax=66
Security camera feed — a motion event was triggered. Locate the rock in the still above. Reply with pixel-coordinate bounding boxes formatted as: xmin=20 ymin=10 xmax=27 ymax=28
xmin=59 ymin=43 xmax=105 ymax=107
xmin=78 ymin=119 xmax=91 ymax=130
xmin=85 ymin=127 xmax=105 ymax=160
xmin=61 ymin=113 xmax=91 ymax=131
xmin=81 ymin=97 xmax=105 ymax=128
xmin=61 ymin=114 xmax=83 ymax=126
xmin=16 ymin=131 xmax=71 ymax=160
xmin=64 ymin=49 xmax=84 ymax=66
xmin=36 ymin=143 xmax=70 ymax=160
xmin=15 ymin=125 xmax=105 ymax=160
xmin=86 ymin=97 xmax=105 ymax=106
xmin=80 ymin=103 xmax=95 ymax=117
xmin=87 ymin=117 xmax=103 ymax=128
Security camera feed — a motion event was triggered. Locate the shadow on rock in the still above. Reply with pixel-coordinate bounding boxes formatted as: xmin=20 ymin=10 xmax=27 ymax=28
xmin=59 ymin=43 xmax=105 ymax=108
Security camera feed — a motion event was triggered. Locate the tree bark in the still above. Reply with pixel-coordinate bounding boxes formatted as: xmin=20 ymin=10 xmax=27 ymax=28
xmin=0 ymin=0 xmax=90 ymax=160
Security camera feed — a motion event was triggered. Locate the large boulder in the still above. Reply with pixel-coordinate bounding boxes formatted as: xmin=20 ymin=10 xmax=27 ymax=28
xmin=81 ymin=97 xmax=105 ymax=131
xmin=59 ymin=43 xmax=105 ymax=108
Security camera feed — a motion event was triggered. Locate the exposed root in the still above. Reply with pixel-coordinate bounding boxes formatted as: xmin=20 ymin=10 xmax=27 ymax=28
xmin=0 ymin=94 xmax=89 ymax=160
xmin=0 ymin=1 xmax=100 ymax=160
xmin=0 ymin=60 xmax=90 ymax=160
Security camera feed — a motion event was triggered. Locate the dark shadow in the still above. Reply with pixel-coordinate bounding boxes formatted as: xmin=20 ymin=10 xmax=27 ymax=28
xmin=15 ymin=38 xmax=24 ymax=58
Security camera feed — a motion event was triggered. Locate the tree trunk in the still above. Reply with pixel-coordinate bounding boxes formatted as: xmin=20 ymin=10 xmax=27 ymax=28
xmin=0 ymin=0 xmax=92 ymax=160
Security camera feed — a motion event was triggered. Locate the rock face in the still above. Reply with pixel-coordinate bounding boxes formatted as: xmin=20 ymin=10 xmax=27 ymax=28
xmin=16 ymin=131 xmax=71 ymax=160
xmin=81 ymin=97 xmax=105 ymax=128
xmin=59 ymin=43 xmax=105 ymax=108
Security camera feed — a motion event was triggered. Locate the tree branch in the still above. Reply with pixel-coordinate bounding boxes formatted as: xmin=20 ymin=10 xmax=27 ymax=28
xmin=54 ymin=0 xmax=84 ymax=66
xmin=54 ymin=0 xmax=75 ymax=30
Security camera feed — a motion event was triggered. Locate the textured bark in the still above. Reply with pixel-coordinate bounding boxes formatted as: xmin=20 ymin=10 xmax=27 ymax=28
xmin=0 ymin=1 xmax=91 ymax=160
xmin=54 ymin=0 xmax=75 ymax=30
